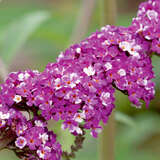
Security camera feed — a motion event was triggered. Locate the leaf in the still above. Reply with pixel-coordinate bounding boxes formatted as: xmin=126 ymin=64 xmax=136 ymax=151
xmin=152 ymin=55 xmax=160 ymax=89
xmin=116 ymin=112 xmax=160 ymax=160
xmin=124 ymin=112 xmax=160 ymax=145
xmin=115 ymin=111 xmax=136 ymax=128
xmin=0 ymin=11 xmax=50 ymax=64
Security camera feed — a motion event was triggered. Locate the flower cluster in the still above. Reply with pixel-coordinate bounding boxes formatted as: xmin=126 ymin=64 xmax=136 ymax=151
xmin=0 ymin=71 xmax=62 ymax=160
xmin=0 ymin=0 xmax=159 ymax=160
xmin=49 ymin=25 xmax=155 ymax=137
xmin=132 ymin=0 xmax=160 ymax=54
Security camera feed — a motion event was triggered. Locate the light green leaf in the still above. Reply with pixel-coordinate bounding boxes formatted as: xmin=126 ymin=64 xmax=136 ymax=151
xmin=115 ymin=111 xmax=136 ymax=128
xmin=152 ymin=55 xmax=160 ymax=88
xmin=0 ymin=11 xmax=50 ymax=64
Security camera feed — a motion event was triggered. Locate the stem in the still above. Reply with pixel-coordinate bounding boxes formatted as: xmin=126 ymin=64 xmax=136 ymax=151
xmin=99 ymin=112 xmax=115 ymax=160
xmin=0 ymin=58 xmax=8 ymax=82
xmin=62 ymin=126 xmax=86 ymax=160
xmin=99 ymin=0 xmax=117 ymax=160
xmin=0 ymin=137 xmax=14 ymax=151
xmin=62 ymin=135 xmax=85 ymax=160
xmin=112 ymin=81 xmax=128 ymax=95
xmin=0 ymin=130 xmax=16 ymax=151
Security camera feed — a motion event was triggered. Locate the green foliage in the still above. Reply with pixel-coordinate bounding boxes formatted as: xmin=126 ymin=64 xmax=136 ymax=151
xmin=0 ymin=11 xmax=50 ymax=64
xmin=116 ymin=112 xmax=160 ymax=160
xmin=115 ymin=111 xmax=136 ymax=127
xmin=152 ymin=56 xmax=160 ymax=89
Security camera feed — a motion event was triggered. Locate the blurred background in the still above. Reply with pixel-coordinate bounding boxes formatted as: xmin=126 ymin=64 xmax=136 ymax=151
xmin=0 ymin=0 xmax=160 ymax=160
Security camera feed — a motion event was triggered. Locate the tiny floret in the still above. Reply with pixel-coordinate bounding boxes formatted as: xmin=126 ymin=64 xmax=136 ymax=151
xmin=83 ymin=66 xmax=95 ymax=76
xmin=117 ymin=69 xmax=126 ymax=76
xmin=15 ymin=137 xmax=27 ymax=149
xmin=13 ymin=95 xmax=22 ymax=103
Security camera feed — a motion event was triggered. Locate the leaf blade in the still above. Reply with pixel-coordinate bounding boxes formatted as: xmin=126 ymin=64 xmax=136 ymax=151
xmin=0 ymin=11 xmax=50 ymax=63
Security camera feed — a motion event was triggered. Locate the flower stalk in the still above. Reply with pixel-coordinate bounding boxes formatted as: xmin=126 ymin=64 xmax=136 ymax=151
xmin=62 ymin=125 xmax=86 ymax=160
xmin=99 ymin=0 xmax=117 ymax=160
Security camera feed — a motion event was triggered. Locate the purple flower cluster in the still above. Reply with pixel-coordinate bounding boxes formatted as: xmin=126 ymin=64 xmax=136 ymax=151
xmin=46 ymin=25 xmax=155 ymax=138
xmin=0 ymin=71 xmax=62 ymax=160
xmin=0 ymin=0 xmax=159 ymax=160
xmin=132 ymin=0 xmax=160 ymax=54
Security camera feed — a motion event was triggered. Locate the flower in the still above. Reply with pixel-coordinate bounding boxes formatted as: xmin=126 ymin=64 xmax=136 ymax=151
xmin=37 ymin=146 xmax=51 ymax=159
xmin=146 ymin=10 xmax=158 ymax=21
xmin=100 ymin=92 xmax=111 ymax=106
xmin=70 ymin=126 xmax=83 ymax=135
xmin=91 ymin=126 xmax=102 ymax=138
xmin=39 ymin=133 xmax=49 ymax=144
xmin=0 ymin=111 xmax=10 ymax=120
xmin=76 ymin=47 xmax=81 ymax=53
xmin=104 ymin=62 xmax=112 ymax=71
xmin=13 ymin=95 xmax=22 ymax=103
xmin=0 ymin=0 xmax=159 ymax=159
xmin=25 ymin=127 xmax=42 ymax=150
xmin=0 ymin=120 xmax=6 ymax=128
xmin=83 ymin=66 xmax=95 ymax=76
xmin=117 ymin=69 xmax=126 ymax=77
xmin=74 ymin=112 xmax=85 ymax=123
xmin=15 ymin=136 xmax=27 ymax=149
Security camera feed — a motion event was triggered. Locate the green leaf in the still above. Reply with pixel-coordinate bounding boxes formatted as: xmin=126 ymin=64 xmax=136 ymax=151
xmin=116 ymin=112 xmax=160 ymax=160
xmin=152 ymin=55 xmax=160 ymax=88
xmin=124 ymin=112 xmax=160 ymax=145
xmin=115 ymin=111 xmax=136 ymax=128
xmin=0 ymin=11 xmax=50 ymax=64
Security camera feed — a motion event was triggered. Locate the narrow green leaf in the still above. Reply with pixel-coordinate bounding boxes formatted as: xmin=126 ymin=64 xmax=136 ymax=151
xmin=0 ymin=11 xmax=50 ymax=63
xmin=115 ymin=111 xmax=136 ymax=128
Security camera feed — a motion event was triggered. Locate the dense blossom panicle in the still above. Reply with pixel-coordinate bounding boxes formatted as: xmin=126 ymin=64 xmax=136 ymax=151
xmin=131 ymin=0 xmax=160 ymax=54
xmin=0 ymin=0 xmax=159 ymax=159
xmin=0 ymin=72 xmax=62 ymax=160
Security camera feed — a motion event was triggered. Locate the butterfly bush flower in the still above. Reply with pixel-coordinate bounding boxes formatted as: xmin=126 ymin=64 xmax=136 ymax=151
xmin=15 ymin=136 xmax=27 ymax=149
xmin=0 ymin=0 xmax=159 ymax=159
xmin=0 ymin=71 xmax=62 ymax=160
xmin=132 ymin=0 xmax=160 ymax=54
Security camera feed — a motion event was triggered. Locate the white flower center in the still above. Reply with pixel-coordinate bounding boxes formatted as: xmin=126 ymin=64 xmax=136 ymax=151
xmin=76 ymin=48 xmax=81 ymax=53
xmin=13 ymin=95 xmax=22 ymax=103
xmin=118 ymin=69 xmax=126 ymax=76
xmin=18 ymin=73 xmax=24 ymax=81
xmin=119 ymin=41 xmax=131 ymax=51
xmin=83 ymin=66 xmax=95 ymax=76
xmin=0 ymin=112 xmax=10 ymax=119
xmin=147 ymin=10 xmax=158 ymax=21
xmin=104 ymin=62 xmax=112 ymax=71
xmin=101 ymin=92 xmax=110 ymax=99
